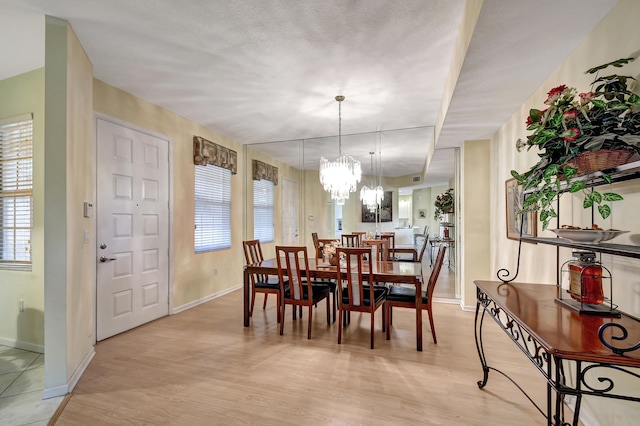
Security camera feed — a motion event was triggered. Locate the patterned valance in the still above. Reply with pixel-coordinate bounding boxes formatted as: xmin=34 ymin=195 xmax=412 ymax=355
xmin=193 ymin=136 xmax=237 ymax=174
xmin=252 ymin=160 xmax=278 ymax=185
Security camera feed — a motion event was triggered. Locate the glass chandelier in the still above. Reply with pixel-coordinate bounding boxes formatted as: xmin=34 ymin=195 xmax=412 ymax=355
xmin=360 ymin=151 xmax=384 ymax=212
xmin=319 ymin=95 xmax=361 ymax=205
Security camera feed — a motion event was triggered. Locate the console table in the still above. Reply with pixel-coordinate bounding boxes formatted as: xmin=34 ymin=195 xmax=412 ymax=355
xmin=474 ymin=280 xmax=640 ymax=425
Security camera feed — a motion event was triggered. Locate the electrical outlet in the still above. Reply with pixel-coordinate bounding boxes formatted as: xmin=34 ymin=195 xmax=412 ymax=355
xmin=19 ymin=299 xmax=24 ymax=312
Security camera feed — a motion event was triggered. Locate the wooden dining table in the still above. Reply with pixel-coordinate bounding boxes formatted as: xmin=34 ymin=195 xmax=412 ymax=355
xmin=243 ymin=257 xmax=426 ymax=351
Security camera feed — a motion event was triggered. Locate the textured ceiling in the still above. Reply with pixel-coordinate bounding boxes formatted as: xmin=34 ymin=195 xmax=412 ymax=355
xmin=0 ymin=0 xmax=620 ymax=188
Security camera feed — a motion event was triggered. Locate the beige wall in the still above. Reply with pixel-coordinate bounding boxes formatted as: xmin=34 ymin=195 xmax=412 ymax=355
xmin=486 ymin=0 xmax=640 ymax=422
xmin=0 ymin=69 xmax=45 ymax=351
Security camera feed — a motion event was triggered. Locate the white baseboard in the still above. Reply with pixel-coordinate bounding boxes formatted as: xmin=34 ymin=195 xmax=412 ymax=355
xmin=0 ymin=336 xmax=44 ymax=353
xmin=42 ymin=346 xmax=95 ymax=399
xmin=564 ymin=395 xmax=600 ymax=426
xmin=172 ymin=283 xmax=242 ymax=314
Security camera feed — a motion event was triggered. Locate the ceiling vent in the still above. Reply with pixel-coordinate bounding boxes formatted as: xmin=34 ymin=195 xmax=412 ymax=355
xmin=412 ymin=176 xmax=421 ymax=182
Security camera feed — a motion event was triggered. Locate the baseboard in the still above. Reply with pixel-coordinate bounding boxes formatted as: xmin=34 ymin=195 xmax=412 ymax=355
xmin=42 ymin=347 xmax=95 ymax=399
xmin=432 ymin=297 xmax=460 ymax=305
xmin=0 ymin=336 xmax=44 ymax=353
xmin=460 ymin=302 xmax=476 ymax=312
xmin=172 ymin=283 xmax=242 ymax=314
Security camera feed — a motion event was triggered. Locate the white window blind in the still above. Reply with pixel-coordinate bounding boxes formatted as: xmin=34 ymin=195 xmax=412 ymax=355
xmin=253 ymin=179 xmax=274 ymax=243
xmin=0 ymin=114 xmax=33 ymax=269
xmin=194 ymin=164 xmax=231 ymax=252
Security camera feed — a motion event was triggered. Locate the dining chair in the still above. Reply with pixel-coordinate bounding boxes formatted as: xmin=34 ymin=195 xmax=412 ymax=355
xmin=243 ymin=239 xmax=281 ymax=322
xmin=352 ymin=231 xmax=366 ymax=246
xmin=362 ymin=239 xmax=388 ymax=263
xmin=335 ymin=247 xmax=388 ymax=349
xmin=312 ymin=232 xmax=320 ymax=259
xmin=385 ymin=245 xmax=446 ymax=344
xmin=275 ymin=246 xmax=332 ymax=339
xmin=341 ymin=234 xmax=359 ymax=247
xmin=397 ymin=232 xmax=429 ymax=264
xmin=380 ymin=232 xmax=395 ymax=260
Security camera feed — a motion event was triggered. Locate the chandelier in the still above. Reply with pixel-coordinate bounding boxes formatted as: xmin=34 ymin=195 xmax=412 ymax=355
xmin=319 ymin=95 xmax=361 ymax=205
xmin=360 ymin=151 xmax=384 ymax=212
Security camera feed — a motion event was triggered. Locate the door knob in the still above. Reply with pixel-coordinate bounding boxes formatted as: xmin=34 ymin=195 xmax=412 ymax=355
xmin=99 ymin=256 xmax=117 ymax=263
xmin=100 ymin=243 xmax=107 ymax=249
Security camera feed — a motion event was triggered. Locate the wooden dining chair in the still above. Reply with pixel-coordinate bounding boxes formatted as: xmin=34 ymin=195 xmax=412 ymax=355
xmin=275 ymin=246 xmax=332 ymax=339
xmin=243 ymin=239 xmax=281 ymax=322
xmin=397 ymin=233 xmax=429 ymax=263
xmin=385 ymin=245 xmax=446 ymax=344
xmin=352 ymin=231 xmax=366 ymax=246
xmin=380 ymin=232 xmax=395 ymax=260
xmin=362 ymin=239 xmax=388 ymax=263
xmin=341 ymin=234 xmax=359 ymax=247
xmin=335 ymin=247 xmax=388 ymax=349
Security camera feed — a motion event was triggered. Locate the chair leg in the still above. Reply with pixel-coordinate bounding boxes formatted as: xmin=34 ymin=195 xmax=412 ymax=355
xmin=263 ymin=293 xmax=268 ymax=310
xmin=307 ymin=306 xmax=313 ymax=339
xmin=385 ymin=303 xmax=391 ymax=340
xmin=389 ymin=306 xmax=393 ymax=325
xmin=428 ymin=308 xmax=437 ymax=344
xmin=332 ymin=290 xmax=337 ymax=323
xmin=276 ymin=293 xmax=281 ymax=323
xmin=370 ymin=310 xmax=375 ymax=349
xmin=337 ymin=307 xmax=342 ymax=344
xmin=293 ymin=304 xmax=297 ymax=320
xmin=326 ymin=297 xmax=330 ymax=325
xmin=280 ymin=304 xmax=285 ymax=335
xmin=381 ymin=303 xmax=386 ymax=333
xmin=250 ymin=290 xmax=256 ymax=317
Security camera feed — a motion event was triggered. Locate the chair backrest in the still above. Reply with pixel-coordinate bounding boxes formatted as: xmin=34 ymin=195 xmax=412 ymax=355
xmin=380 ymin=232 xmax=395 ymax=260
xmin=243 ymin=239 xmax=267 ymax=285
xmin=362 ymin=239 xmax=388 ymax=262
xmin=275 ymin=246 xmax=312 ymax=301
xmin=341 ymin=234 xmax=359 ymax=247
xmin=352 ymin=231 xmax=366 ymax=246
xmin=416 ymin=234 xmax=429 ymax=263
xmin=425 ymin=245 xmax=447 ymax=303
xmin=336 ymin=247 xmax=373 ymax=307
xmin=312 ymin=232 xmax=319 ymax=258
xmin=423 ymin=225 xmax=430 ymax=236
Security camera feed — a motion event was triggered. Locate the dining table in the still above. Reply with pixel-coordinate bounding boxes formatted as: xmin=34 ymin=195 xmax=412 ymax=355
xmin=243 ymin=256 xmax=426 ymax=351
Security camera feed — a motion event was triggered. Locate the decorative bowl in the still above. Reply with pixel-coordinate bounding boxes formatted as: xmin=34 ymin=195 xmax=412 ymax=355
xmin=550 ymin=228 xmax=629 ymax=243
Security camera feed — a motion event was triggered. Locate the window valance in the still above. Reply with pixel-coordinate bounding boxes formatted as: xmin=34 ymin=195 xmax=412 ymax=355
xmin=193 ymin=136 xmax=237 ymax=174
xmin=252 ymin=160 xmax=278 ymax=185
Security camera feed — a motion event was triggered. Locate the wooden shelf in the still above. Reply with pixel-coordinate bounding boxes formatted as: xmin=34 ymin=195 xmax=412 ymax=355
xmin=520 ymin=237 xmax=640 ymax=259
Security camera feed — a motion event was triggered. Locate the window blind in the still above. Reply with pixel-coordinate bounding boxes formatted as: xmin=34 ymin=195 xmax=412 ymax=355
xmin=194 ymin=164 xmax=231 ymax=252
xmin=0 ymin=114 xmax=33 ymax=268
xmin=253 ymin=179 xmax=274 ymax=243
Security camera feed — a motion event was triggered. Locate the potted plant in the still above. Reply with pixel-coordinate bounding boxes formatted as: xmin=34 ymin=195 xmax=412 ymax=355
xmin=511 ymin=57 xmax=640 ymax=230
xmin=434 ymin=188 xmax=454 ymax=220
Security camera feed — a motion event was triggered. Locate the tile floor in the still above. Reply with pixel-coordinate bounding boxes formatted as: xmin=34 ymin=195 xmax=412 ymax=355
xmin=0 ymin=346 xmax=63 ymax=425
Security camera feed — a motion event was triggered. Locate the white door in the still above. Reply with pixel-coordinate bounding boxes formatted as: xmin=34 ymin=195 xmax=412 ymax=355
xmin=96 ymin=118 xmax=169 ymax=341
xmin=282 ymin=178 xmax=298 ymax=245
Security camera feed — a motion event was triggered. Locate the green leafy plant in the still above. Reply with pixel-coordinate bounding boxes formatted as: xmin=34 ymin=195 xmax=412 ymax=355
xmin=434 ymin=188 xmax=454 ymax=220
xmin=511 ymin=57 xmax=640 ymax=230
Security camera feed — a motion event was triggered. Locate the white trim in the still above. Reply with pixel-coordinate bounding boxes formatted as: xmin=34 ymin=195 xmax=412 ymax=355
xmin=0 ymin=336 xmax=44 ymax=353
xmin=564 ymin=395 xmax=599 ymax=426
xmin=42 ymin=347 xmax=95 ymax=399
xmin=460 ymin=302 xmax=476 ymax=312
xmin=432 ymin=297 xmax=460 ymax=305
xmin=172 ymin=284 xmax=242 ymax=314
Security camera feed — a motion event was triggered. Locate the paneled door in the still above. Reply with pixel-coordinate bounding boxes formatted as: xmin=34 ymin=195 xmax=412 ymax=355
xmin=96 ymin=118 xmax=169 ymax=341
xmin=282 ymin=177 xmax=298 ymax=245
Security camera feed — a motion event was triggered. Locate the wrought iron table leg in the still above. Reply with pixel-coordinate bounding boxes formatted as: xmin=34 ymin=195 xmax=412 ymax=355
xmin=475 ymin=299 xmax=490 ymax=388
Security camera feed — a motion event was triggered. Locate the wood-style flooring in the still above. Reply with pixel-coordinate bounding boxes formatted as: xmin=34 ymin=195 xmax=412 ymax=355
xmin=53 ymin=285 xmax=563 ymax=425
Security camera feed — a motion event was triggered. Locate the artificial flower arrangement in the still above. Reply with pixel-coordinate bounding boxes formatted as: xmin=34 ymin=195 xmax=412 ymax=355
xmin=433 ymin=188 xmax=454 ymax=220
xmin=322 ymin=240 xmax=344 ymax=265
xmin=511 ymin=57 xmax=640 ymax=230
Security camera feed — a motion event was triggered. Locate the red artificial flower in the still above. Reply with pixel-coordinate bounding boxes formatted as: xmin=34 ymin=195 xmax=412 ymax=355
xmin=526 ymin=115 xmax=533 ymax=126
xmin=563 ymin=127 xmax=580 ymax=142
xmin=579 ymin=91 xmax=595 ymax=103
xmin=563 ymin=110 xmax=577 ymax=122
xmin=544 ymin=85 xmax=568 ymax=104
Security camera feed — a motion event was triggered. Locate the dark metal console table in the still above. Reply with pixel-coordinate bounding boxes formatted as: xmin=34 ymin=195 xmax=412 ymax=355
xmin=474 ymin=280 xmax=640 ymax=425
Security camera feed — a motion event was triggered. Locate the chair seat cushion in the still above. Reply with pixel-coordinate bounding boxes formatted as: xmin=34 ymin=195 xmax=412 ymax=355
xmin=283 ymin=281 xmax=332 ymax=299
xmin=311 ymin=278 xmax=337 ymax=291
xmin=341 ymin=286 xmax=388 ymax=306
xmin=386 ymin=285 xmax=428 ymax=303
xmin=253 ymin=276 xmax=280 ymax=289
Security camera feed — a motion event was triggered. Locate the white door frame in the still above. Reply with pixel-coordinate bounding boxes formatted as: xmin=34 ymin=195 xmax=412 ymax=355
xmin=281 ymin=177 xmax=298 ymax=245
xmin=93 ymin=112 xmax=174 ymax=342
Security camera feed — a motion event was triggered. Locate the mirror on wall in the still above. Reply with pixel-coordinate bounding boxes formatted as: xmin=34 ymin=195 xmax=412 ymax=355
xmin=243 ymin=127 xmax=460 ymax=301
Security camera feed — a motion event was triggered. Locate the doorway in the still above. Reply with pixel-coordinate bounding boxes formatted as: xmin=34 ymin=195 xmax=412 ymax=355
xmin=281 ymin=177 xmax=298 ymax=245
xmin=95 ymin=118 xmax=170 ymax=341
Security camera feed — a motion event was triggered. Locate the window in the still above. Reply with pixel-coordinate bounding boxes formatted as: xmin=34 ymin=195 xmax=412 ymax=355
xmin=194 ymin=165 xmax=231 ymax=252
xmin=0 ymin=114 xmax=33 ymax=269
xmin=253 ymin=179 xmax=274 ymax=243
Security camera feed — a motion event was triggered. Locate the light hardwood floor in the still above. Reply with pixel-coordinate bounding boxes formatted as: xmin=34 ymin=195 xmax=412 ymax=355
xmin=53 ymin=287 xmax=564 ymax=425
